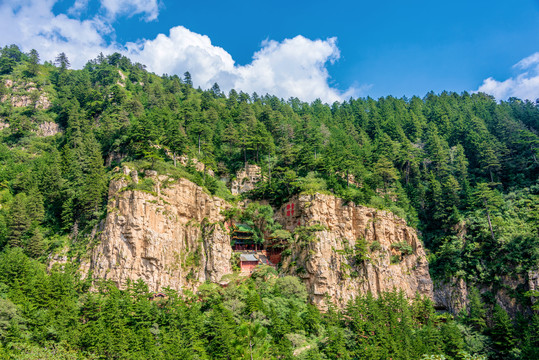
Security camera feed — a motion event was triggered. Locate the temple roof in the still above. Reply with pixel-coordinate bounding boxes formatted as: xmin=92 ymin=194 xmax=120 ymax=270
xmin=240 ymin=254 xmax=258 ymax=262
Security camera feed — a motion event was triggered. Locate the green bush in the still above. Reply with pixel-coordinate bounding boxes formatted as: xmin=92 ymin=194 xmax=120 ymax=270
xmin=391 ymin=241 xmax=413 ymax=255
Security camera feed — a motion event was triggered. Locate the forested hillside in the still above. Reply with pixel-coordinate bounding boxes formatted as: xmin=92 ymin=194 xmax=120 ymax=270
xmin=0 ymin=44 xmax=538 ymax=359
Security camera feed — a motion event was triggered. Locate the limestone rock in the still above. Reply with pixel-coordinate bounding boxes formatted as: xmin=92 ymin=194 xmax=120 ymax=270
xmin=85 ymin=178 xmax=436 ymax=307
xmin=37 ymin=121 xmax=60 ymax=137
xmin=434 ymin=279 xmax=469 ymax=314
xmin=175 ymin=155 xmax=215 ymax=176
xmin=230 ymin=165 xmax=262 ymax=195
xmin=1 ymin=80 xmax=51 ymax=109
xmin=433 ymin=272 xmax=538 ymax=317
xmin=84 ymin=174 xmax=232 ymax=292
xmin=275 ymin=193 xmax=433 ymax=308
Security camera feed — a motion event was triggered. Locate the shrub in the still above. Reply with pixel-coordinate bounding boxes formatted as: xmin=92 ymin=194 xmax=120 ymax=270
xmin=370 ymin=241 xmax=382 ymax=252
xmin=391 ymin=241 xmax=413 ymax=255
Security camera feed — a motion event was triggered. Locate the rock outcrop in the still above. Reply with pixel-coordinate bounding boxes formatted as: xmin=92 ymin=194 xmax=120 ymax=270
xmin=37 ymin=121 xmax=60 ymax=137
xmin=84 ymin=168 xmax=232 ymax=292
xmin=85 ymin=174 xmax=434 ymax=307
xmin=433 ymin=279 xmax=469 ymax=314
xmin=230 ymin=165 xmax=262 ymax=194
xmin=2 ymin=80 xmax=51 ymax=109
xmin=434 ymin=272 xmax=538 ymax=317
xmin=275 ymin=193 xmax=433 ymax=308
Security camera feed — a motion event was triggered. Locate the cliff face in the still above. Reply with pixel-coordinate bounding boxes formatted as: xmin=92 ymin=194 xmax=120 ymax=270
xmin=230 ymin=165 xmax=262 ymax=195
xmin=434 ymin=270 xmax=539 ymax=317
xmin=275 ymin=193 xmax=433 ymax=308
xmin=85 ymin=174 xmax=433 ymax=306
xmin=84 ymin=168 xmax=232 ymax=292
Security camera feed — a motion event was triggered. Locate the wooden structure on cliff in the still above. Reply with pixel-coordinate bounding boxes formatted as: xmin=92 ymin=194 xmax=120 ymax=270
xmin=231 ymin=224 xmax=260 ymax=251
xmin=239 ymin=253 xmax=259 ymax=272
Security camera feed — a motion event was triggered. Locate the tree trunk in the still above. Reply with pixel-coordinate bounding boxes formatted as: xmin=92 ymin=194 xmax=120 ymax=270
xmin=173 ymin=152 xmax=177 ymax=167
xmin=268 ymin=155 xmax=271 ymax=184
xmin=244 ymin=145 xmax=247 ymax=167
xmin=484 ymin=199 xmax=496 ymax=241
xmin=198 ymin=133 xmax=201 ymax=155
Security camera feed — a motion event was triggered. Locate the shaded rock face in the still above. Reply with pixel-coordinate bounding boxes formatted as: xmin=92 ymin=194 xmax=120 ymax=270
xmin=84 ymin=170 xmax=232 ymax=292
xmin=275 ymin=193 xmax=433 ymax=308
xmin=434 ymin=272 xmax=538 ymax=317
xmin=434 ymin=279 xmax=469 ymax=314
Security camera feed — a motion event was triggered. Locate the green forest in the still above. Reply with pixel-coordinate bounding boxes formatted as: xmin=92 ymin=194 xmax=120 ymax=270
xmin=0 ymin=44 xmax=537 ymax=359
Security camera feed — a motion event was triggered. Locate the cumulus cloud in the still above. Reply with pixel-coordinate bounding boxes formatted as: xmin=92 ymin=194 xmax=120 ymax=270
xmin=235 ymin=36 xmax=356 ymax=103
xmin=477 ymin=53 xmax=539 ymax=101
xmin=128 ymin=27 xmax=358 ymax=102
xmin=126 ymin=26 xmax=236 ymax=87
xmin=0 ymin=0 xmax=115 ymax=67
xmin=0 ymin=0 xmax=357 ymax=103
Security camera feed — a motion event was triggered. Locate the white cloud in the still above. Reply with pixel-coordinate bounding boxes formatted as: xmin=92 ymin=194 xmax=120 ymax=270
xmin=477 ymin=52 xmax=539 ymax=101
xmin=235 ymin=36 xmax=354 ymax=103
xmin=68 ymin=0 xmax=90 ymax=16
xmin=0 ymin=0 xmax=357 ymax=103
xmin=0 ymin=0 xmax=115 ymax=67
xmin=126 ymin=26 xmax=236 ymax=87
xmin=128 ymin=28 xmax=358 ymax=102
xmin=100 ymin=0 xmax=159 ymax=21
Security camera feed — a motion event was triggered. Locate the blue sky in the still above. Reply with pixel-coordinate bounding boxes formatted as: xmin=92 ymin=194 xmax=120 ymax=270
xmin=2 ymin=0 xmax=539 ymax=102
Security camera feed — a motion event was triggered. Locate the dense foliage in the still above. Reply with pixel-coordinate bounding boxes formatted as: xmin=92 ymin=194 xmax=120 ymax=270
xmin=2 ymin=248 xmax=537 ymax=359
xmin=0 ymin=44 xmax=538 ymax=358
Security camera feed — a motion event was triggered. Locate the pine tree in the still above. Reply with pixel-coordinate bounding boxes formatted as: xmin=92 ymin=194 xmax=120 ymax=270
xmin=26 ymin=187 xmax=44 ymax=223
xmin=55 ymin=52 xmax=70 ymax=70
xmin=183 ymin=71 xmax=193 ymax=86
xmin=26 ymin=49 xmax=40 ymax=77
xmin=522 ymin=314 xmax=539 ymax=360
xmin=467 ymin=287 xmax=486 ymax=332
xmin=489 ymin=304 xmax=515 ymax=360
xmin=26 ymin=227 xmax=45 ymax=258
xmin=81 ymin=135 xmax=106 ymax=217
xmin=475 ymin=183 xmax=503 ymax=242
xmin=7 ymin=193 xmax=30 ymax=249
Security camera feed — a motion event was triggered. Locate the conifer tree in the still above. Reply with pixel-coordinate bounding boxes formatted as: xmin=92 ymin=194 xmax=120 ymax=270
xmin=26 ymin=49 xmax=40 ymax=77
xmin=489 ymin=305 xmax=515 ymax=360
xmin=26 ymin=227 xmax=45 ymax=258
xmin=467 ymin=287 xmax=487 ymax=332
xmin=7 ymin=193 xmax=30 ymax=249
xmin=475 ymin=183 xmax=503 ymax=242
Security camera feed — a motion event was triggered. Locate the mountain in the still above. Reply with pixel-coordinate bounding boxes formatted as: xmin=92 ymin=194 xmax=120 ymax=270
xmin=0 ymin=44 xmax=538 ymax=359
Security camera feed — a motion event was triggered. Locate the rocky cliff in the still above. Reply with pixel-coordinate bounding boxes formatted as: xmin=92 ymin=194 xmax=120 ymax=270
xmin=275 ymin=193 xmax=433 ymax=308
xmin=434 ymin=270 xmax=539 ymax=317
xmin=83 ymin=167 xmax=232 ymax=292
xmin=85 ymin=173 xmax=434 ymax=306
xmin=230 ymin=164 xmax=262 ymax=195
